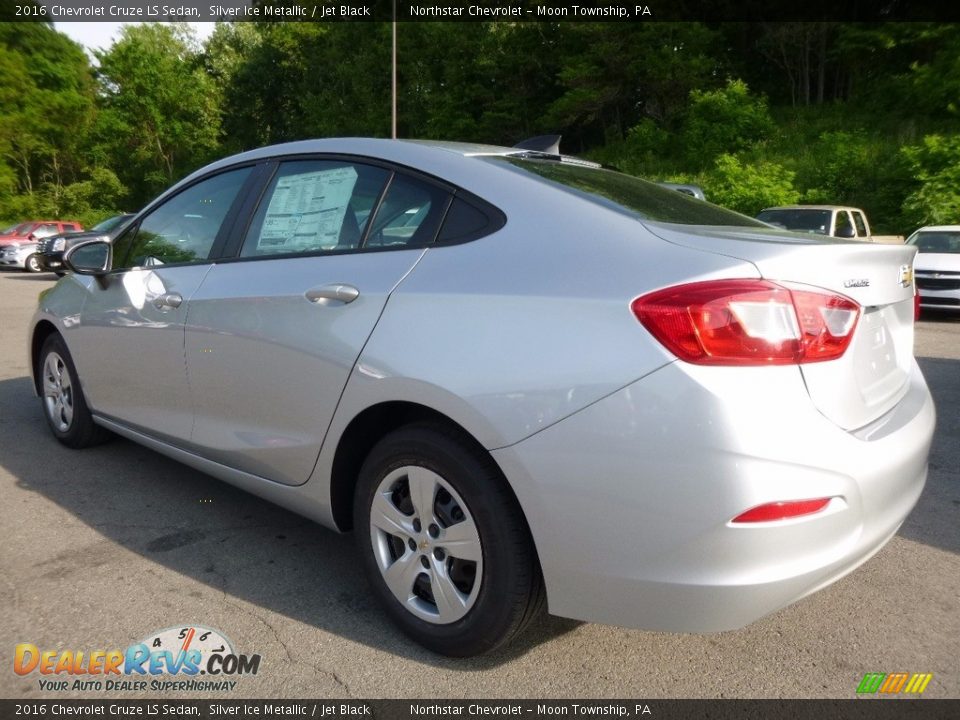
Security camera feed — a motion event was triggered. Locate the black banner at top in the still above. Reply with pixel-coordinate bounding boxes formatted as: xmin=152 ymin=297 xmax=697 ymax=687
xmin=6 ymin=0 xmax=960 ymax=23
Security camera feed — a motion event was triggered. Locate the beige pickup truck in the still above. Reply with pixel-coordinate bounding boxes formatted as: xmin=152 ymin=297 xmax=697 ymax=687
xmin=756 ymin=205 xmax=904 ymax=244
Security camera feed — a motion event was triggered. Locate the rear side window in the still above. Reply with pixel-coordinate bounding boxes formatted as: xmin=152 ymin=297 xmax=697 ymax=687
xmin=363 ymin=173 xmax=450 ymax=249
xmin=834 ymin=211 xmax=853 ymax=237
xmin=241 ymin=160 xmax=389 ymax=257
xmin=437 ymin=197 xmax=499 ymax=244
xmin=489 ymin=157 xmax=764 ymax=227
xmin=852 ymin=212 xmax=868 ymax=237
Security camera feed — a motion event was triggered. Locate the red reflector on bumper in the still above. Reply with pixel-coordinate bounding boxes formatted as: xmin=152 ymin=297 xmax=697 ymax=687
xmin=731 ymin=498 xmax=832 ymax=523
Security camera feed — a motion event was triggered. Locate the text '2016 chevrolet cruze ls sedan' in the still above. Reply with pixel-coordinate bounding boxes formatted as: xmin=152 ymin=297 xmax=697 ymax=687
xmin=30 ymin=139 xmax=934 ymax=656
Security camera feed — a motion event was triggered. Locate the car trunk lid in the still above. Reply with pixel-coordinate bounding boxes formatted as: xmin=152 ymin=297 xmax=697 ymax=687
xmin=644 ymin=223 xmax=919 ymax=431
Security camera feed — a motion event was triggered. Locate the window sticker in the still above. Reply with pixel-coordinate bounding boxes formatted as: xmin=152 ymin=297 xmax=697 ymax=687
xmin=259 ymin=166 xmax=359 ymax=252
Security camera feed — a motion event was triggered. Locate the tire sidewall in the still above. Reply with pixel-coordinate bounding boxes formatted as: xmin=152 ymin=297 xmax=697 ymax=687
xmin=26 ymin=254 xmax=41 ymax=273
xmin=355 ymin=426 xmax=531 ymax=655
xmin=39 ymin=335 xmax=89 ymax=444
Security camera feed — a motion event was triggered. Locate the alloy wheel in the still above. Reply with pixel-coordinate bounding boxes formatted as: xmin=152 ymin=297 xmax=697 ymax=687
xmin=369 ymin=465 xmax=483 ymax=624
xmin=43 ymin=352 xmax=74 ymax=432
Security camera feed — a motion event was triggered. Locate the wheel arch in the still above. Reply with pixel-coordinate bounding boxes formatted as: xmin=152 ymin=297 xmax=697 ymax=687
xmin=30 ymin=320 xmax=60 ymax=395
xmin=329 ymin=401 xmax=524 ymax=535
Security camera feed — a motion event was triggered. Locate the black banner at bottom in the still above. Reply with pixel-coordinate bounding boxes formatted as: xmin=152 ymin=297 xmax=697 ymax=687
xmin=1 ymin=700 xmax=958 ymax=720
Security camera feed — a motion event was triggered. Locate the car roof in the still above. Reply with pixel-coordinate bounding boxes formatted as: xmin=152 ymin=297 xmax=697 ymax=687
xmin=155 ymin=138 xmax=602 ymax=214
xmin=912 ymin=225 xmax=960 ymax=232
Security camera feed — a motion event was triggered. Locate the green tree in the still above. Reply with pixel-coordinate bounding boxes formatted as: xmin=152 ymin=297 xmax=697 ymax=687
xmin=706 ymin=153 xmax=799 ymax=215
xmin=682 ymin=80 xmax=774 ymax=167
xmin=901 ymin=134 xmax=960 ymax=227
xmin=0 ymin=23 xmax=95 ymax=219
xmin=94 ymin=23 xmax=221 ymax=205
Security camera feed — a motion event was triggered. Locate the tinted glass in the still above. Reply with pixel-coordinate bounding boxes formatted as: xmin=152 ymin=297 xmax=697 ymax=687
xmin=121 ymin=167 xmax=251 ymax=269
xmin=437 ymin=198 xmax=492 ymax=243
xmin=756 ymin=209 xmax=831 ymax=235
xmin=489 ymin=157 xmax=764 ymax=227
xmin=852 ymin=212 xmax=868 ymax=237
xmin=364 ymin=173 xmax=450 ymax=249
xmin=242 ymin=161 xmax=389 ymax=257
xmin=91 ymin=215 xmax=131 ymax=233
xmin=834 ymin=211 xmax=853 ymax=236
xmin=908 ymin=231 xmax=960 ymax=254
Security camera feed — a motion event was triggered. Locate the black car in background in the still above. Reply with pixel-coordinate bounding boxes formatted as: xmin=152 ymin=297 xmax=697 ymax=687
xmin=38 ymin=214 xmax=134 ymax=274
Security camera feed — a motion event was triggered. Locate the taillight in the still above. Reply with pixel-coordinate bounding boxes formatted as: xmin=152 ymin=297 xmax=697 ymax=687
xmin=631 ymin=279 xmax=860 ymax=366
xmin=731 ymin=498 xmax=833 ymax=523
xmin=914 ymin=292 xmax=921 ymax=321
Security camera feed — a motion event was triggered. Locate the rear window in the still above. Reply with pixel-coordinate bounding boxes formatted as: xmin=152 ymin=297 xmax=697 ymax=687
xmin=756 ymin=208 xmax=831 ymax=235
xmin=908 ymin=231 xmax=960 ymax=254
xmin=487 ymin=157 xmax=763 ymax=227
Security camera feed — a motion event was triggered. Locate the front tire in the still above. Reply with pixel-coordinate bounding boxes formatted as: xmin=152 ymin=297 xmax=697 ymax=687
xmin=25 ymin=254 xmax=42 ymax=273
xmin=354 ymin=423 xmax=544 ymax=656
xmin=38 ymin=334 xmax=111 ymax=448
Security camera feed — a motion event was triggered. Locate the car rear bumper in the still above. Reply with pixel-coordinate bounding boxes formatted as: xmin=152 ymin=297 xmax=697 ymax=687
xmin=492 ymin=358 xmax=934 ymax=632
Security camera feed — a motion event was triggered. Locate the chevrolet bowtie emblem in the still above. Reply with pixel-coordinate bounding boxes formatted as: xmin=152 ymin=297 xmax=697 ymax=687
xmin=899 ymin=264 xmax=914 ymax=288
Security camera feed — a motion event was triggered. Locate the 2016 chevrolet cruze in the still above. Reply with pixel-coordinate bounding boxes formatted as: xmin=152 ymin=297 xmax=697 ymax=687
xmin=30 ymin=138 xmax=934 ymax=656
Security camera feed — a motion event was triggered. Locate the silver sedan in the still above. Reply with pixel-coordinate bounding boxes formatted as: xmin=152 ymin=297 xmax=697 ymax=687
xmin=29 ymin=138 xmax=934 ymax=656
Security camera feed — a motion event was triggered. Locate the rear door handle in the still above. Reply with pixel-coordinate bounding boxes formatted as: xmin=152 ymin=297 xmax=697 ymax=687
xmin=153 ymin=292 xmax=183 ymax=309
xmin=304 ymin=284 xmax=360 ymax=306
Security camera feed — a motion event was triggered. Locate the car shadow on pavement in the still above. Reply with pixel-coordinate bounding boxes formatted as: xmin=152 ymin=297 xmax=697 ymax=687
xmin=900 ymin=356 xmax=960 ymax=556
xmin=0 ymin=375 xmax=580 ymax=669
xmin=0 ymin=273 xmax=59 ymax=281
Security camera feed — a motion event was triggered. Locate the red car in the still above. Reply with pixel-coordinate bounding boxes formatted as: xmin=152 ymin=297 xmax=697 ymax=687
xmin=0 ymin=220 xmax=83 ymax=248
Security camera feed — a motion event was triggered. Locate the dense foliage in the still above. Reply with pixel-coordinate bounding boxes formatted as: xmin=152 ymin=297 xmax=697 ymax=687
xmin=1 ymin=20 xmax=959 ymax=233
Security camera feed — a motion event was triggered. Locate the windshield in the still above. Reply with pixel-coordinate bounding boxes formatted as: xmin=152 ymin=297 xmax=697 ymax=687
xmin=907 ymin=231 xmax=960 ymax=254
xmin=91 ymin=214 xmax=132 ymax=233
xmin=488 ymin=157 xmax=764 ymax=227
xmin=4 ymin=222 xmax=34 ymax=236
xmin=756 ymin=209 xmax=832 ymax=235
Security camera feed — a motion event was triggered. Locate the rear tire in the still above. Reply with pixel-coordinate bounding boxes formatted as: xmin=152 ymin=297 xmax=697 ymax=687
xmin=38 ymin=334 xmax=111 ymax=448
xmin=25 ymin=254 xmax=42 ymax=273
xmin=354 ymin=422 xmax=544 ymax=656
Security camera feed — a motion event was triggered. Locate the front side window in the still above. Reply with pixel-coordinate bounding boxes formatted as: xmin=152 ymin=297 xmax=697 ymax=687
xmin=834 ymin=211 xmax=853 ymax=237
xmin=117 ymin=167 xmax=252 ymax=270
xmin=241 ymin=161 xmax=389 ymax=257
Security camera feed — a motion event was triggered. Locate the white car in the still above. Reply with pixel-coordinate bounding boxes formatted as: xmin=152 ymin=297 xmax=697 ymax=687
xmin=0 ymin=240 xmax=43 ymax=272
xmin=907 ymin=226 xmax=960 ymax=312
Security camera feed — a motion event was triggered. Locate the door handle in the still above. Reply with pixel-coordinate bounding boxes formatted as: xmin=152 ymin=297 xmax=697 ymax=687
xmin=304 ymin=284 xmax=360 ymax=306
xmin=153 ymin=292 xmax=183 ymax=309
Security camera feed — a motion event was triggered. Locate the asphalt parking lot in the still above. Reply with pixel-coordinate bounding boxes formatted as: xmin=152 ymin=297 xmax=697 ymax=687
xmin=1 ymin=269 xmax=957 ymax=699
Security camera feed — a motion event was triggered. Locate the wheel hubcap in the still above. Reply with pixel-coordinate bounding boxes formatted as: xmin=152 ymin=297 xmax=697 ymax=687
xmin=42 ymin=352 xmax=74 ymax=432
xmin=369 ymin=466 xmax=483 ymax=624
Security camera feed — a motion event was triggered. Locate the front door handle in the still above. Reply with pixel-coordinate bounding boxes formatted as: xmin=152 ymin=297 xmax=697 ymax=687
xmin=304 ymin=284 xmax=360 ymax=306
xmin=153 ymin=292 xmax=183 ymax=309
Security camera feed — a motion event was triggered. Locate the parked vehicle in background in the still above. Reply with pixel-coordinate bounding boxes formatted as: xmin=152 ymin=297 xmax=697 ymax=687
xmin=0 ymin=241 xmax=44 ymax=272
xmin=30 ymin=138 xmax=933 ymax=657
xmin=38 ymin=214 xmax=134 ymax=274
xmin=0 ymin=221 xmax=85 ymax=272
xmin=0 ymin=220 xmax=83 ymax=248
xmin=756 ymin=206 xmax=903 ymax=244
xmin=907 ymin=226 xmax=960 ymax=312
xmin=657 ymin=182 xmax=707 ymax=201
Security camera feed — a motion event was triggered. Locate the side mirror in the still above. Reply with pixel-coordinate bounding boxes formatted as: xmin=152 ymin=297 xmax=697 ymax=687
xmin=64 ymin=239 xmax=112 ymax=276
xmin=836 ymin=226 xmax=856 ymax=239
